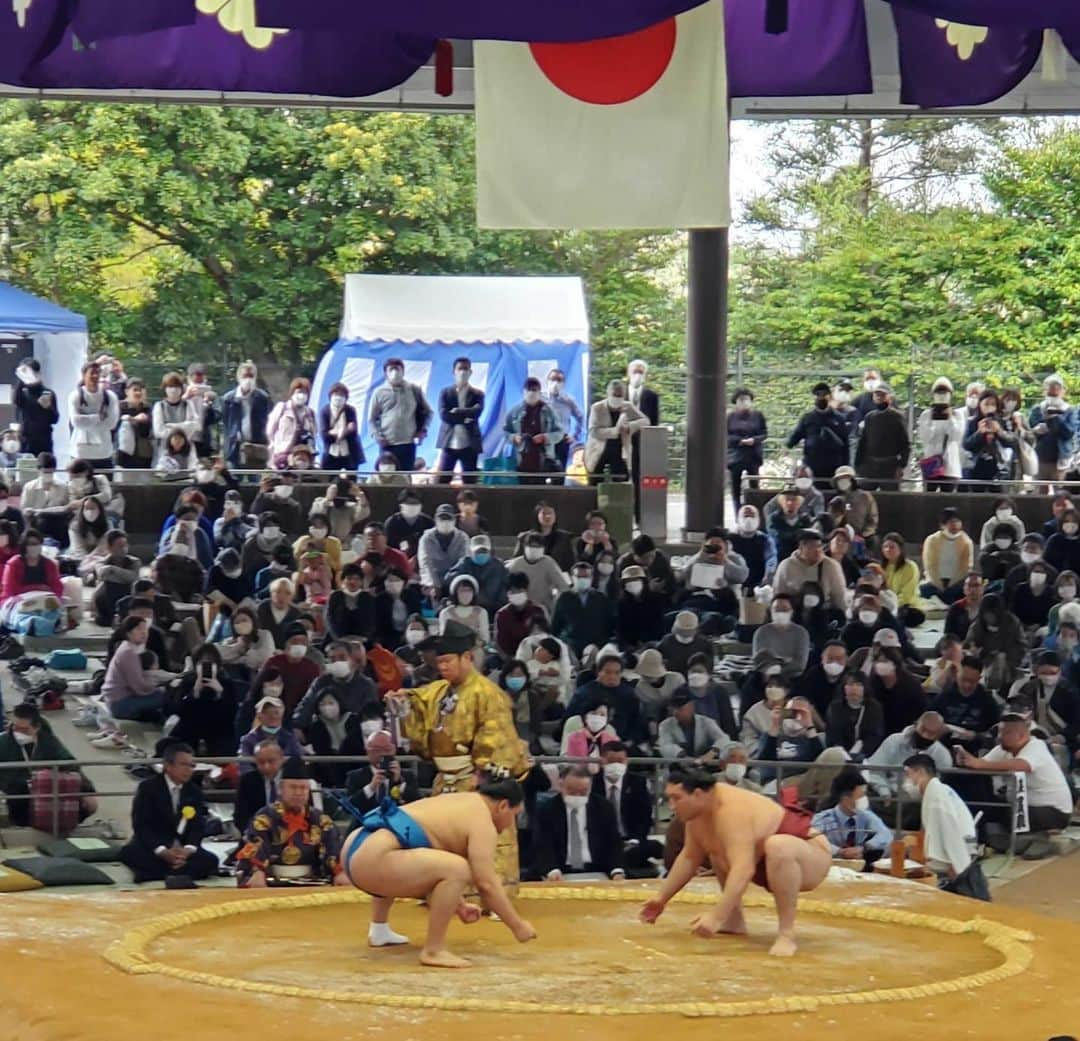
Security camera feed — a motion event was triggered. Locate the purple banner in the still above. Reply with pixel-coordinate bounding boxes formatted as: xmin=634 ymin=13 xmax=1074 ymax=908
xmin=889 ymin=1 xmax=1080 ymax=31
xmin=891 ymin=8 xmax=1042 ymax=108
xmin=254 ymin=0 xmax=709 ymax=42
xmin=71 ymin=1 xmax=195 ymax=41
xmin=726 ymin=0 xmax=871 ymax=98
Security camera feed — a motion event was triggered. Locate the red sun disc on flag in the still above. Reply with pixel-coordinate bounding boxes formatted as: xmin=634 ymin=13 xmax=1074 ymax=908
xmin=528 ymin=19 xmax=678 ymax=106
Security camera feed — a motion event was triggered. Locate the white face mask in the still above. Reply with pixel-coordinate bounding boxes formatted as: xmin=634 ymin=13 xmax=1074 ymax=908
xmin=1029 ymin=574 xmax=1048 ymax=593
xmin=794 ymin=477 xmax=812 ymax=491
xmin=688 ymin=672 xmax=709 ymax=690
xmin=387 ymin=369 xmax=404 ymax=386
xmin=781 ymin=718 xmax=805 ymax=738
xmin=724 ymin=763 xmax=746 ymax=784
xmin=901 ymin=778 xmax=922 ymax=800
xmin=1 ymin=439 xmax=17 ymax=454
xmin=864 ymin=379 xmax=880 ymax=392
xmin=603 ymin=762 xmax=627 ymax=782
xmin=435 ymin=519 xmax=456 ymax=534
xmin=330 ymin=394 xmax=347 ymax=410
xmin=858 ymin=610 xmax=878 ymax=627
xmin=563 ymin=794 xmax=589 ymax=811
xmin=12 ymin=730 xmax=35 ymax=746
xmin=272 ymin=484 xmax=293 ymax=500
xmin=238 ymin=377 xmax=255 ymax=393
xmin=607 ymin=396 xmax=625 ymax=410
xmin=823 ymin=661 xmax=845 ymax=678
xmin=524 ymin=391 xmax=541 ymax=406
xmin=454 ymin=369 xmax=470 ymax=386
xmin=319 ymin=699 xmax=341 ymax=720
xmin=966 ymin=394 xmax=980 ymax=409
xmin=328 ymin=661 xmax=351 ymax=680
xmin=165 ymin=386 xmax=182 ymax=402
xmin=772 ymin=611 xmax=792 ymax=627
xmin=292 ymin=392 xmax=308 ymax=407
xmin=405 ymin=629 xmax=425 ymax=646
xmin=1065 ymin=524 xmax=1080 ymax=537
xmin=377 ymin=463 xmax=396 ymax=474
xmin=625 ymin=580 xmax=644 ymax=597
xmin=803 ymin=594 xmax=821 ymax=609
xmin=361 ymin=720 xmax=382 ymax=739
xmin=932 ymin=391 xmax=950 ymax=404
xmin=262 ymin=685 xmax=284 ymax=700
xmin=597 ymin=562 xmax=614 ymax=576
xmin=1062 ymin=585 xmax=1078 ymax=600
xmin=996 ymin=508 xmax=1013 ymax=522
xmin=524 ymin=547 xmax=543 ymax=563
xmin=262 ymin=526 xmax=281 ymax=541
xmin=385 ymin=580 xmax=404 ymax=596
xmin=628 ymin=372 xmax=645 ymax=388
xmin=739 ymin=515 xmax=759 ymax=533
xmin=836 ymin=478 xmax=852 ymax=492
xmin=195 ymin=468 xmax=214 ymax=485
xmin=1020 ymin=550 xmax=1040 ymax=565
xmin=834 ymin=391 xmax=850 ymax=404
xmin=764 ymin=684 xmax=785 ymax=701
xmin=400 ymin=503 xmax=421 ymax=520
xmin=873 ymin=661 xmax=896 ymax=677
xmin=994 ymin=538 xmax=1013 ymax=551
xmin=287 ymin=644 xmax=307 ymax=660
xmin=585 ymin=713 xmax=607 ymax=733
xmin=309 ymin=526 xmax=328 ymax=541
xmin=854 ymin=795 xmax=870 ymax=813
xmin=508 ymin=592 xmax=528 ymax=608
xmin=674 ymin=632 xmax=695 ymax=644
xmin=548 ymin=380 xmax=563 ymax=396
xmin=1041 ymin=672 xmax=1061 ymax=688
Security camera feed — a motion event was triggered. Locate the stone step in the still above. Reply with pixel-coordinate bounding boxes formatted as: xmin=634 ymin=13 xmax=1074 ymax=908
xmin=24 ymin=623 xmax=113 ymax=656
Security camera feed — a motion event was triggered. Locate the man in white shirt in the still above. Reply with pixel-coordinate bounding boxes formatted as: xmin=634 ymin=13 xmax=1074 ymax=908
xmin=532 ymin=767 xmax=625 ymax=881
xmin=902 ymin=754 xmax=976 ymax=879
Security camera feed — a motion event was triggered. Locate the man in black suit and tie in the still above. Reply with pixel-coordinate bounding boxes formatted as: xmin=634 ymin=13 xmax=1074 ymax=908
xmin=532 ymin=766 xmax=625 ymax=881
xmin=436 ymin=357 xmax=486 ymax=484
xmin=119 ymin=743 xmax=219 ymax=884
xmin=627 ymin=359 xmax=659 ymax=520
xmin=591 ymin=741 xmax=663 ymax=877
xmin=234 ymin=739 xmax=284 ymax=834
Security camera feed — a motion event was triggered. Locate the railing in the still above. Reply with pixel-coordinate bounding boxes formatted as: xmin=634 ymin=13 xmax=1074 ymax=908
xmin=0 ymin=755 xmax=1020 ymax=866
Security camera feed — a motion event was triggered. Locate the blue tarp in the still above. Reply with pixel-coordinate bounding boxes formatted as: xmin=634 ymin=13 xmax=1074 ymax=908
xmin=0 ymin=281 xmax=88 ymax=333
xmin=311 ymin=337 xmax=590 ymax=468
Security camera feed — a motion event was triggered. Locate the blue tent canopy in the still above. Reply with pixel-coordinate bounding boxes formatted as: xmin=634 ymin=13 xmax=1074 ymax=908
xmin=312 ymin=275 xmax=591 ymax=470
xmin=0 ymin=281 xmax=88 ymax=334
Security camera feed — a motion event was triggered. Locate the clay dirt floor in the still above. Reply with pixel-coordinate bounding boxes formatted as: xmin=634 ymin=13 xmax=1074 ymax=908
xmin=4 ymin=875 xmax=1078 ymax=1041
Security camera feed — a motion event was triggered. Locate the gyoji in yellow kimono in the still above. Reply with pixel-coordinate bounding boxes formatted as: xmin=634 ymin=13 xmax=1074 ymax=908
xmin=388 ymin=619 xmax=530 ymax=889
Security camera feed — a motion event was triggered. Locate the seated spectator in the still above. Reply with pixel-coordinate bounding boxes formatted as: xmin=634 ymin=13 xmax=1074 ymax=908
xmin=832 ymin=466 xmax=878 ymax=546
xmin=575 ymin=509 xmax=618 ymax=564
xmin=920 ymin=508 xmax=974 ymax=604
xmin=552 ymin=561 xmax=613 ymax=657
xmin=256 ymin=577 xmax=303 ymax=649
xmin=443 ymin=534 xmax=508 ymax=613
xmin=67 ymin=458 xmax=118 ymax=520
xmin=65 ymin=496 xmax=108 ymax=569
xmin=507 ymin=533 xmax=570 ymax=617
xmin=901 ymin=754 xmax=976 ymax=880
xmin=0 ymin=528 xmax=64 ymax=626
xmin=944 ymin=572 xmax=984 ymax=641
xmin=978 ymin=497 xmax=1025 ymax=548
xmin=751 ymin=594 xmax=810 ymax=678
xmin=187 ymin=458 xmax=236 ymax=523
xmin=965 ymin=593 xmax=1024 ymax=692
xmin=323 ymin=563 xmax=373 ymax=641
xmin=310 ymin=476 xmax=370 ymax=545
xmin=1047 ymin=507 xmax=1080 ymax=575
xmin=494 ymin=573 xmax=548 ymax=659
xmin=811 ymin=767 xmax=891 ymax=863
xmin=373 ymin=567 xmax=420 ymax=648
xmin=592 ymin=742 xmax=662 ymax=876
xmin=1011 ymin=560 xmax=1057 ymax=634
xmin=532 ymin=766 xmax=625 ymax=882
xmin=1007 ymin=650 xmax=1080 ymax=771
xmin=159 ymin=644 xmax=237 ymax=757
xmin=292 ymin=512 xmax=342 ymax=579
xmin=452 ymin=488 xmax=487 ymax=538
xmin=235 ymin=757 xmax=347 ymax=887
xmin=251 ymin=474 xmax=304 ymax=538
xmin=243 ymin=514 xmax=291 ymax=586
xmin=440 ymin=574 xmax=490 ymax=646
xmin=926 ymin=634 xmax=964 ymax=694
xmin=675 ymin=653 xmax=736 ymax=739
xmin=89 ymin=529 xmax=141 ymax=627
xmin=158 ymin=488 xmax=214 ymax=551
xmin=675 ymin=529 xmax=745 ymax=632
xmin=385 ymin=489 xmax=433 ymax=563
xmin=762 ymin=472 xmax=822 ymax=526
xmin=658 ymin=689 xmax=732 ymax=762
xmin=880 ymin=533 xmax=925 ymax=628
xmin=344 ymin=725 xmax=417 ymax=814
xmin=825 ymin=672 xmax=884 ymax=760
xmin=417 ymin=504 xmax=468 ymax=598
xmin=254 ymin=542 xmax=298 ymax=601
xmin=291 ymin=640 xmax=379 ymax=740
xmin=217 ymin=604 xmax=275 ymax=675
xmin=767 ymin=487 xmax=814 ymax=562
xmin=101 ymin=616 xmax=171 ymax=723
xmin=756 ymin=696 xmax=825 ymax=783
xmin=157 ymin=429 xmax=196 ymax=473
xmin=119 ymin=744 xmax=218 ymax=884
xmin=593 ymin=549 xmax=619 ymax=599
xmin=773 ymin=529 xmax=846 ymax=611
xmin=1047 ymin=569 xmax=1078 ymax=635
xmin=160 ymin=502 xmax=214 ymax=570
xmin=616 ymin=534 xmax=676 ymax=602
xmin=1005 ymin=533 xmax=1055 ymax=602
xmin=865 ymin=711 xmax=952 ymax=798
xmin=498 ymin=658 xmax=537 ymax=743
xmin=657 ymin=610 xmax=714 ymax=676
xmin=0 ymin=519 xmax=17 ymax=573
xmin=956 ymin=713 xmax=1075 ymax=856
xmin=795 ymin=639 xmax=848 ymax=718
xmin=396 ymin=615 xmax=436 ymax=680
xmin=729 ymin=504 xmax=777 ymax=593
xmin=294 ymin=547 xmax=333 ymax=608
xmin=515 ymin=501 xmax=575 ymax=572
xmin=238 ymin=693 xmax=305 ymax=768
xmin=867 ymin=644 xmax=928 ymax=736
xmin=247 ymin=625 xmax=321 ymax=721
xmin=842 ymin=592 xmax=915 ymax=660
xmin=634 ymin=648 xmax=684 ymax=741
xmin=979 ymin=523 xmax=1022 ymax=583
xmin=615 ymin=564 xmax=667 ymax=649
xmin=204 ymin=548 xmax=251 ymax=625
xmin=719 ymin=743 xmax=763 ymax=792
xmin=213 ymin=493 xmax=255 ymax=554
xmin=20 ymin=452 xmax=70 ymax=545
xmin=794 ymin=580 xmax=845 ymax=654
xmin=562 ymin=697 xmax=620 ymax=758
xmin=234 ymin=739 xmax=284 ymax=835
xmin=827 ymin=527 xmax=863 ymax=587
xmin=740 ymin=672 xmax=788 ymax=750
xmin=564 ymin=654 xmax=645 ymax=749
xmin=0 ymin=703 xmax=96 ymax=828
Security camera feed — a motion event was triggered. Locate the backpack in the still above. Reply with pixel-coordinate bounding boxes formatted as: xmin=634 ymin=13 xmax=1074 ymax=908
xmin=45 ymin=649 xmax=88 ymax=671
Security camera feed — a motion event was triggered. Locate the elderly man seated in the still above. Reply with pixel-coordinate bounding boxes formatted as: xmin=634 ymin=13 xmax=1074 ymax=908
xmin=657 ymin=691 xmax=733 ymax=762
xmin=235 ymin=757 xmax=348 ymax=887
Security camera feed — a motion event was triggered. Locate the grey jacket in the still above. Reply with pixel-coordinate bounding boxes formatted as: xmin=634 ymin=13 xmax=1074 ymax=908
xmin=658 ymin=715 xmax=732 ymax=760
xmin=417 ymin=528 xmax=469 ymax=591
xmin=369 ymin=382 xmax=433 ymax=447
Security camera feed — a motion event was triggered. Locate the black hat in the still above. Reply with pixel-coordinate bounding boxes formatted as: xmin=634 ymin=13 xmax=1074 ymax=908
xmin=280 ymin=756 xmax=310 ymax=781
xmin=812 ymin=381 xmax=832 ymax=396
xmin=796 ymin=529 xmax=823 ymax=543
xmin=670 ymin=690 xmax=694 ymax=708
xmin=418 ymin=618 xmax=476 ymax=655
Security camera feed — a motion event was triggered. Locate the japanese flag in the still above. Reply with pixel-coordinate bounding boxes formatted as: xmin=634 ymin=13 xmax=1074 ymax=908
xmin=475 ymin=0 xmax=729 ymax=230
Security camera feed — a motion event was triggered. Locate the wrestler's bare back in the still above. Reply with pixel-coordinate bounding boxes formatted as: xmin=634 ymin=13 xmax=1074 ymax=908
xmin=371 ymin=791 xmax=495 ymax=855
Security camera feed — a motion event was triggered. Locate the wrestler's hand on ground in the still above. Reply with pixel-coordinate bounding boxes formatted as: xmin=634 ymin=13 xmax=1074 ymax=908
xmin=511 ymin=919 xmax=537 ymax=943
xmin=689 ymin=911 xmax=724 ymax=938
xmin=456 ymin=901 xmax=482 ymax=925
xmin=639 ymin=898 xmax=666 ymax=924
xmin=332 ymin=872 xmax=351 ymax=887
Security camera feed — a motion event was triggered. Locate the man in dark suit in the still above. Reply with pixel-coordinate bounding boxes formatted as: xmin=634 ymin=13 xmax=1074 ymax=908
xmin=119 ymin=743 xmax=219 ymax=884
xmin=591 ymin=742 xmax=662 ymax=877
xmin=234 ymin=739 xmax=284 ymax=835
xmin=531 ymin=766 xmax=625 ymax=881
xmin=627 ymin=359 xmax=659 ymax=519
xmin=436 ymin=357 xmax=486 ymax=484
xmin=344 ymin=729 xmax=418 ymax=814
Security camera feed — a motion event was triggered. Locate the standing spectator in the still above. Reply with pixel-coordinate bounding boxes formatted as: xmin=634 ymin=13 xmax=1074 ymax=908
xmin=916 ymin=377 xmax=966 ymax=490
xmin=319 ymin=382 xmax=363 ymax=472
xmin=1029 ymin=374 xmax=1077 ymax=486
xmin=68 ymin=360 xmax=119 ymax=469
xmin=20 ymin=453 xmax=70 ymax=546
xmin=504 ymin=377 xmax=564 ymax=484
xmin=786 ymin=382 xmax=850 ymax=483
xmin=999 ymin=386 xmax=1034 ymax=481
xmin=436 ymin=356 xmax=484 ymax=483
xmin=831 ymin=378 xmax=858 ymax=437
xmin=515 ymin=501 xmax=576 ymax=572
xmin=368 ymin=357 xmax=432 ymax=472
xmin=851 ymin=368 xmax=883 ymax=424
xmin=962 ymin=389 xmax=1015 ymax=491
xmin=727 ymin=387 xmax=767 ymax=511
xmin=267 ymin=378 xmax=317 ymax=470
xmin=14 ymin=358 xmax=58 ymax=457
xmin=920 ymin=508 xmax=974 ymax=604
xmin=221 ymin=360 xmax=271 ymax=468
xmin=584 ymin=379 xmax=648 ymax=486
xmin=552 ymin=561 xmax=613 ymax=657
xmin=116 ymin=379 xmax=154 ymax=469
xmin=183 ymin=362 xmax=218 ymax=456
xmin=855 ymin=383 xmax=910 ymax=488
xmin=151 ymin=372 xmax=199 ymax=469
xmin=543 ymin=368 xmax=585 ymax=478
xmin=626 ymin=359 xmax=659 ymax=519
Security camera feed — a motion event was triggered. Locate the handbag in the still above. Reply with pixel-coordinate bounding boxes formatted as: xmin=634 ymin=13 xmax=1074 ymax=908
xmin=30 ymin=768 xmax=82 ymax=835
xmin=941 ymin=860 xmax=991 ymax=901
xmin=1017 ymin=437 xmax=1038 ymax=477
xmin=117 ymin=417 xmax=136 ymax=456
xmin=240 ymin=441 xmax=270 ymax=468
xmin=918 ymin=430 xmax=948 ymax=481
xmin=481 ymin=441 xmax=518 ymax=486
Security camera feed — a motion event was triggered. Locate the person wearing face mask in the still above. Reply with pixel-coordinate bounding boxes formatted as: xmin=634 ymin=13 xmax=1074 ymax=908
xmin=865 ymin=711 xmax=952 ymax=803
xmin=291 ymin=511 xmax=343 ymax=580
xmin=656 ymin=611 xmax=714 ymax=675
xmin=493 ymin=573 xmax=547 ymax=659
xmin=217 ymin=605 xmax=275 ymax=676
xmin=541 ymin=368 xmax=585 ymax=480
xmin=726 ymin=387 xmax=767 ymax=511
xmin=738 ymin=660 xmax=788 ymax=748
xmin=811 ymin=768 xmax=891 ymax=862
xmin=68 ymin=360 xmax=120 ymax=469
xmin=158 ymin=503 xmax=214 ymax=570
xmin=1049 ymin=618 xmax=1080 ymax=674
xmin=19 ymin=453 xmax=71 ymax=545
xmin=240 ymin=513 xmax=288 ymax=586
xmin=64 ymin=495 xmax=109 ymax=567
xmin=960 ymin=381 xmax=986 ymax=473
xmin=671 ymin=653 xmax=736 ymax=739
xmin=384 ymin=489 xmax=434 ymax=561
xmin=13 ymin=357 xmax=59 ymax=458
xmin=443 ymin=533 xmax=509 ymax=613
xmin=181 ymin=362 xmax=218 ymax=455
xmin=502 ymin=376 xmax=564 ymax=484
xmin=415 ymin=503 xmax=467 ymax=599
xmin=757 ymin=696 xmax=825 ymax=783
xmin=321 ymin=563 xmax=373 ymax=643
xmin=293 ymin=641 xmax=378 ymax=738
xmin=439 ymin=574 xmax=490 ymax=646
xmin=1007 ymin=650 xmax=1080 ymax=767
xmin=583 ymin=378 xmax=648 ymax=487
xmin=1045 ymin=507 xmax=1080 ymax=575
xmin=830 ymin=465 xmax=878 ymax=547
xmin=825 ymin=673 xmax=884 ymax=761
xmin=729 ymin=504 xmax=778 ymax=598
xmin=977 ymin=497 xmax=1025 ymax=551
xmin=1009 ymin=562 xmax=1058 ymax=634
xmin=249 ymin=474 xmax=303 ymax=538
xmin=961 ymin=389 xmax=1015 ymax=491
xmin=773 ymin=528 xmax=847 ymax=616
xmin=243 ymin=630 xmax=321 ymax=729
xmin=506 ymin=533 xmax=570 ymax=617
xmin=854 ymin=383 xmax=910 ymax=490
xmin=589 ymin=742 xmax=663 ymax=875
xmin=1001 ymin=533 xmax=1053 ymax=603
xmin=830 ymin=378 xmax=857 ymax=435
xmin=867 ymin=646 xmax=929 ymax=737
xmin=434 ymin=357 xmax=484 ymax=484
xmin=370 ymin=566 xmax=419 ymax=648
xmin=632 ymin=648 xmax=685 ymax=738
xmin=751 ymin=594 xmax=810 ymax=678
xmin=1044 ymin=568 xmax=1077 ymax=636
xmin=99 ymin=616 xmax=172 ymax=721
xmin=85 ymin=528 xmax=140 ymax=626
xmin=614 ymin=563 xmax=667 ymax=649
xmin=151 ymin=371 xmax=200 ymax=469
xmin=266 ymin=377 xmax=318 ymax=471
xmin=184 ymin=457 xmax=237 ymax=523
xmin=561 ymin=695 xmax=621 ymax=758
xmin=156 ymin=644 xmax=238 ymax=758
xmin=916 ymin=376 xmax=966 ymax=489
xmin=850 ymin=368 xmax=883 ymax=423
xmin=796 ymin=639 xmax=850 ymax=717
xmin=368 ymin=357 xmax=433 ymax=473
xmin=564 ymin=653 xmax=646 ymax=749
xmin=221 ymin=360 xmax=271 ymax=468
xmin=514 ymin=501 xmax=575 ymax=572
xmin=786 ymin=381 xmax=851 ymax=484
xmin=238 ymin=693 xmax=305 ymax=768
xmin=920 ymin=508 xmax=974 ymax=605
xmin=254 ymin=576 xmax=303 ymax=646
xmin=624 ymin=359 xmax=659 ymax=518
xmin=204 ymin=547 xmax=253 ymax=622
xmin=1028 ymin=373 xmax=1077 ymax=486
xmin=309 ymin=477 xmax=370 ymax=546
xmin=965 ymin=595 xmax=1025 ymax=693
xmin=717 ymin=744 xmax=762 ymax=793
xmin=551 ymin=561 xmax=614 ymax=657
xmin=318 ymin=380 xmax=363 ymax=472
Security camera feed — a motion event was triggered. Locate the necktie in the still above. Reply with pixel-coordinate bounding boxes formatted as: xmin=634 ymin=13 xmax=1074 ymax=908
xmin=266 ymin=779 xmax=273 ymax=805
xmin=568 ymin=808 xmax=585 ymax=869
xmin=845 ymin=815 xmax=857 ymax=849
xmin=609 ymin=785 xmax=623 ymax=836
xmin=170 ymin=784 xmax=179 ymax=815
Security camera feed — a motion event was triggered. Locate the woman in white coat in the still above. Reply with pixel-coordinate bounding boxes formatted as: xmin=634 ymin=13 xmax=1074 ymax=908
xmin=584 ymin=379 xmax=649 ymax=485
xmin=916 ymin=377 xmax=967 ymax=490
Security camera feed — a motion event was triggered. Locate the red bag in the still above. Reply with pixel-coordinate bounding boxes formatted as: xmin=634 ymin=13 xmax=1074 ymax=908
xmin=30 ymin=768 xmax=81 ymax=835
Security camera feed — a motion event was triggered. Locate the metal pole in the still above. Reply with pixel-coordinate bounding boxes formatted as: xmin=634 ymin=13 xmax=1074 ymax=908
xmin=683 ymin=227 xmax=729 ymax=538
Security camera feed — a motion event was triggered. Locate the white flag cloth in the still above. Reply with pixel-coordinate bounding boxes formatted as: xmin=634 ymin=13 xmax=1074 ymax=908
xmin=475 ymin=0 xmax=729 ymax=230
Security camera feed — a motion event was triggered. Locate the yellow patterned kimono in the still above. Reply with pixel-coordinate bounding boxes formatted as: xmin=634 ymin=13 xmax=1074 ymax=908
xmin=401 ymin=667 xmax=529 ymax=889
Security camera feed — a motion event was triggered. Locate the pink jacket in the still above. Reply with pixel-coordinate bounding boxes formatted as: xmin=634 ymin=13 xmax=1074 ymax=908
xmin=564 ymin=728 xmax=620 ymax=760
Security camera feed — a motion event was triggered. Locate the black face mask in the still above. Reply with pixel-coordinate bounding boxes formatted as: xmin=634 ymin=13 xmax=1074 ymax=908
xmin=814 ymin=398 xmax=830 ymax=410
xmin=876 ymin=401 xmax=888 ymax=411
xmin=912 ymin=733 xmax=934 ymax=750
